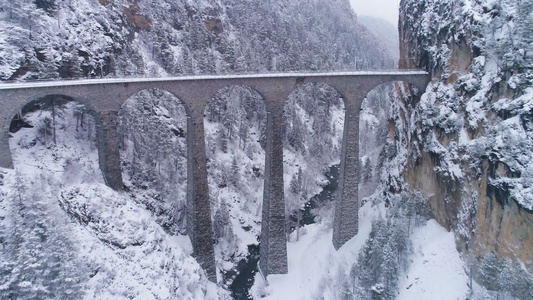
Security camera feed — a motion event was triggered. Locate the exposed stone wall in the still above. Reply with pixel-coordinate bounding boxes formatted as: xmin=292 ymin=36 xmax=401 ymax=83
xmin=95 ymin=110 xmax=124 ymax=191
xmin=474 ymin=161 xmax=533 ymax=267
xmin=399 ymin=0 xmax=533 ymax=274
xmin=260 ymin=107 xmax=288 ymax=277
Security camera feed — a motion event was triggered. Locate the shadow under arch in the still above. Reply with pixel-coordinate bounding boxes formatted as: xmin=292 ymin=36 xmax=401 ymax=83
xmin=282 ymin=82 xmax=346 ymax=234
xmin=203 ymin=84 xmax=268 ymax=291
xmin=119 ymin=88 xmax=191 ymax=235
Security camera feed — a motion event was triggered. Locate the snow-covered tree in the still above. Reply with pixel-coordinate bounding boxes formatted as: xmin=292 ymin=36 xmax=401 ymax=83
xmin=477 ymin=252 xmax=533 ymax=299
xmin=362 ymin=157 xmax=373 ymax=184
xmin=230 ymin=156 xmax=240 ymax=187
xmin=0 ymin=174 xmax=86 ymax=299
xmin=119 ymin=88 xmax=189 ymax=234
xmin=350 ymin=192 xmax=429 ymax=299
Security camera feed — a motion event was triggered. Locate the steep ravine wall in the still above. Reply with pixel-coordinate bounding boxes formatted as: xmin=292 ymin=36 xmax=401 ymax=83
xmin=403 ymin=148 xmax=533 ymax=268
xmin=397 ymin=0 xmax=533 ymax=274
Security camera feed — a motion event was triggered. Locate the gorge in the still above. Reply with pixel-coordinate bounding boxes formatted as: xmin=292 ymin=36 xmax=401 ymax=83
xmin=0 ymin=0 xmax=532 ymax=299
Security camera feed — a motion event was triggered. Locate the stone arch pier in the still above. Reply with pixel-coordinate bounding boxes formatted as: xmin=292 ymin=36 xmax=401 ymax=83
xmin=0 ymin=71 xmax=430 ymax=282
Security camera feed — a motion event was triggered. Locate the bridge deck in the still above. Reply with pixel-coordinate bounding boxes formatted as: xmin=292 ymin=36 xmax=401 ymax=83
xmin=0 ymin=71 xmax=429 ymax=90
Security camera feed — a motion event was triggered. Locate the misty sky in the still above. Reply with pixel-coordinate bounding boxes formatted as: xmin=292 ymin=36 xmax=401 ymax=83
xmin=349 ymin=0 xmax=400 ymax=26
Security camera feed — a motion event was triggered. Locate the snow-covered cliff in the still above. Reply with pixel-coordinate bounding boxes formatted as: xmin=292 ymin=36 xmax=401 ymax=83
xmin=391 ymin=0 xmax=533 ymax=298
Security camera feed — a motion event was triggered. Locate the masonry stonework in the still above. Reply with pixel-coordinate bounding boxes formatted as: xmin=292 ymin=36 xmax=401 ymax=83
xmin=333 ymin=93 xmax=361 ymax=249
xmin=95 ymin=110 xmax=124 ymax=191
xmin=260 ymin=103 xmax=289 ymax=277
xmin=0 ymin=72 xmax=430 ymax=282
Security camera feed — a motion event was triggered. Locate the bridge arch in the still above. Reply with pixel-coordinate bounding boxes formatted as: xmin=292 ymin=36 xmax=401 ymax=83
xmin=8 ymin=94 xmax=92 ymax=133
xmin=332 ymin=79 xmax=428 ymax=249
xmin=358 ymin=82 xmax=397 ymax=199
xmin=7 ymin=92 xmax=101 ymax=127
xmin=203 ymin=85 xmax=268 ymax=283
xmin=358 ymin=80 xmax=425 ymax=193
xmin=283 ymin=82 xmax=346 ymax=233
xmin=360 ymin=76 xmax=428 ymax=100
xmin=7 ymin=93 xmax=102 ymax=142
xmin=4 ymin=93 xmax=100 ymax=139
xmin=6 ymin=94 xmax=106 ymax=182
xmin=119 ymin=88 xmax=191 ymax=234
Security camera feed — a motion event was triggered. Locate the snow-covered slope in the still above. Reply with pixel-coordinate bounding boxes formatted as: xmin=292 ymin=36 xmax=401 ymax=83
xmin=250 ymin=201 xmax=470 ymax=300
xmin=0 ymin=0 xmax=392 ymax=81
xmin=358 ymin=15 xmax=400 ymax=64
xmin=397 ymin=220 xmax=469 ymax=300
xmin=0 ymin=102 xmax=227 ymax=299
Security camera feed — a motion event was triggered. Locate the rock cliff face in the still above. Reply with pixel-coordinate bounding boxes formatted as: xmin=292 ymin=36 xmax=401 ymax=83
xmin=397 ymin=0 xmax=533 ymax=278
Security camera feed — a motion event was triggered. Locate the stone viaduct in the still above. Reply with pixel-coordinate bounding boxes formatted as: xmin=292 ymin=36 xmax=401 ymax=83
xmin=0 ymin=71 xmax=430 ymax=282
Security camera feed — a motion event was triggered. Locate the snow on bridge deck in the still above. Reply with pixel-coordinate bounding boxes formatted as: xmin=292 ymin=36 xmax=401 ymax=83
xmin=0 ymin=70 xmax=429 ymax=90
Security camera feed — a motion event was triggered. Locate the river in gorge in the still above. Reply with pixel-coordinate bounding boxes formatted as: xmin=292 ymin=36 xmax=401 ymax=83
xmin=229 ymin=164 xmax=340 ymax=299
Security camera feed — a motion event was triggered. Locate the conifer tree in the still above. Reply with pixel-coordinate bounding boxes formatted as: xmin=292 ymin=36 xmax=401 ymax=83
xmin=0 ymin=175 xmax=86 ymax=299
xmin=230 ymin=156 xmax=240 ymax=187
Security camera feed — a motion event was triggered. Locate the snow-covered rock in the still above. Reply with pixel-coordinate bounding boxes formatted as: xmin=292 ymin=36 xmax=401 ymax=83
xmin=394 ymin=0 xmax=533 ymax=298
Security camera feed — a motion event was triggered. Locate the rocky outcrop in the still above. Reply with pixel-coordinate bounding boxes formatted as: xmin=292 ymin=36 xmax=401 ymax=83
xmin=397 ymin=0 xmax=533 ymax=278
xmin=474 ymin=162 xmax=533 ymax=267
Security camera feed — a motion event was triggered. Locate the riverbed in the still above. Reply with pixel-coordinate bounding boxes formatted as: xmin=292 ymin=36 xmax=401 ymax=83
xmin=229 ymin=164 xmax=340 ymax=299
